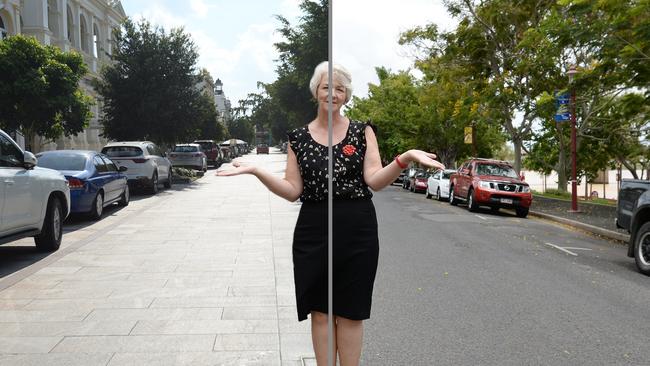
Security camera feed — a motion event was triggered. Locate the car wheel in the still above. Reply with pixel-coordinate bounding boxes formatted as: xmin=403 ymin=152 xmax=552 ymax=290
xmin=449 ymin=185 xmax=458 ymax=206
xmin=34 ymin=197 xmax=63 ymax=252
xmin=468 ymin=188 xmax=479 ymax=212
xmin=163 ymin=170 xmax=172 ymax=189
xmin=150 ymin=172 xmax=159 ymax=194
xmin=118 ymin=185 xmax=130 ymax=207
xmin=89 ymin=191 xmax=104 ymax=220
xmin=515 ymin=206 xmax=529 ymax=218
xmin=634 ymin=222 xmax=650 ymax=276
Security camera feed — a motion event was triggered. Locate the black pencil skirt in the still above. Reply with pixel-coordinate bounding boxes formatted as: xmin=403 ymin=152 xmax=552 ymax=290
xmin=292 ymin=199 xmax=379 ymax=322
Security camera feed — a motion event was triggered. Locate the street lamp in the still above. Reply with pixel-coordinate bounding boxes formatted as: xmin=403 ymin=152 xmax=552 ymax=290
xmin=568 ymin=65 xmax=579 ymax=212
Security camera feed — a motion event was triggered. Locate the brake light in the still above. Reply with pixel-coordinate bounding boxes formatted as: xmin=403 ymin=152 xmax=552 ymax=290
xmin=67 ymin=177 xmax=84 ymax=189
xmin=132 ymin=158 xmax=147 ymax=163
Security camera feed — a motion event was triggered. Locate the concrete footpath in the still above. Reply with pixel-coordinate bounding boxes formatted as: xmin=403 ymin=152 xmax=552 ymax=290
xmin=0 ymin=150 xmax=314 ymax=366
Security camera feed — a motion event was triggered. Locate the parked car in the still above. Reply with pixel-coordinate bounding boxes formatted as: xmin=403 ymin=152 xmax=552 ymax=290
xmin=257 ymin=143 xmax=269 ymax=154
xmin=409 ymin=169 xmax=428 ymax=193
xmin=0 ymin=129 xmax=70 ymax=251
xmin=616 ymin=179 xmax=650 ymax=275
xmin=101 ymin=141 xmax=172 ymax=194
xmin=449 ymin=158 xmax=532 ymax=217
xmin=36 ymin=150 xmax=129 ymax=220
xmin=194 ymin=140 xmax=224 ymax=167
xmin=168 ymin=143 xmax=207 ymax=172
xmin=402 ymin=167 xmax=418 ymax=190
xmin=426 ymin=169 xmax=456 ymax=201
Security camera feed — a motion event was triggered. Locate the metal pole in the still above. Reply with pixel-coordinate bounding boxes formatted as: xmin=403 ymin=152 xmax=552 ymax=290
xmin=570 ymin=86 xmax=578 ymax=211
xmin=327 ymin=2 xmax=334 ymax=366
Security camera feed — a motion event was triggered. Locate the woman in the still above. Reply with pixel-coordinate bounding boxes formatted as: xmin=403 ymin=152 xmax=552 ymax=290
xmin=217 ymin=62 xmax=445 ymax=366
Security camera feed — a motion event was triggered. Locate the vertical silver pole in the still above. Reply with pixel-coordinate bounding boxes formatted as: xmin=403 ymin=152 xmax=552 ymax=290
xmin=327 ymin=1 xmax=334 ymax=365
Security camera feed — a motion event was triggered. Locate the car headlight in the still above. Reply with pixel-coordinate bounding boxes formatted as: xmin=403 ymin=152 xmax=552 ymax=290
xmin=521 ymin=185 xmax=531 ymax=193
xmin=479 ymin=181 xmax=492 ymax=189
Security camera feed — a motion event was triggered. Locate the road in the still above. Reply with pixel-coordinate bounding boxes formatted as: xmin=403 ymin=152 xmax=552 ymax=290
xmin=1 ymin=150 xmax=649 ymax=365
xmin=364 ymin=185 xmax=650 ymax=365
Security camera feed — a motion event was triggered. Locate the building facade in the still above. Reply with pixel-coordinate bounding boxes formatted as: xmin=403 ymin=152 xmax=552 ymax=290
xmin=0 ymin=0 xmax=126 ymax=151
xmin=213 ymin=78 xmax=231 ymax=126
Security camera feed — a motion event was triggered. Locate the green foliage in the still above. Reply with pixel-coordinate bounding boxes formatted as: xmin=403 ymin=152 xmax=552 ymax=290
xmin=227 ymin=117 xmax=254 ymax=143
xmin=93 ymin=18 xmax=203 ymax=146
xmin=0 ymin=35 xmax=92 ymax=149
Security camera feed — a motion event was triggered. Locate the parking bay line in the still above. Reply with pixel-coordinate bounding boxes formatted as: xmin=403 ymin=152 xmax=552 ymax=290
xmin=544 ymin=242 xmax=592 ymax=257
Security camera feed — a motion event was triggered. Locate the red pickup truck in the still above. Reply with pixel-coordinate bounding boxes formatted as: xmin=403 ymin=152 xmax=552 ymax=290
xmin=449 ymin=158 xmax=532 ymax=217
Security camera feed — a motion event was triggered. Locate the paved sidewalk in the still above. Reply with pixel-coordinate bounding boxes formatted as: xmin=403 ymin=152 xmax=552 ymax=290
xmin=0 ymin=150 xmax=314 ymax=365
xmin=529 ymin=195 xmax=629 ymax=242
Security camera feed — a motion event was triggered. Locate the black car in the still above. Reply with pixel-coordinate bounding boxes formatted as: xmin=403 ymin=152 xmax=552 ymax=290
xmin=394 ymin=170 xmax=407 ymax=185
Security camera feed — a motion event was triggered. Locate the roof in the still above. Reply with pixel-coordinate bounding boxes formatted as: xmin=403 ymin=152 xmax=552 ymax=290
xmin=36 ymin=150 xmax=96 ymax=156
xmin=103 ymin=141 xmax=153 ymax=146
xmin=174 ymin=143 xmax=200 ymax=146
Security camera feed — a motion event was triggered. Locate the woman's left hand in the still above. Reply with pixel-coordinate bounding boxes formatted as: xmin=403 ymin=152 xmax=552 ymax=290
xmin=404 ymin=149 xmax=445 ymax=170
xmin=216 ymin=160 xmax=256 ymax=176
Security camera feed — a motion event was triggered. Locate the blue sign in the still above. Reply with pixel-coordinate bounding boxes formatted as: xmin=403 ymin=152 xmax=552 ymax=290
xmin=555 ymin=92 xmax=570 ymax=122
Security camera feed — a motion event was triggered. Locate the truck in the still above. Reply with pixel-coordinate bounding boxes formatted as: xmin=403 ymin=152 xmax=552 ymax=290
xmin=616 ymin=179 xmax=650 ymax=275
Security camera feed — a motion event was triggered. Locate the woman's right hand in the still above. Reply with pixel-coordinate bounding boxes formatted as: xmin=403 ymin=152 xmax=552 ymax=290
xmin=216 ymin=160 xmax=257 ymax=176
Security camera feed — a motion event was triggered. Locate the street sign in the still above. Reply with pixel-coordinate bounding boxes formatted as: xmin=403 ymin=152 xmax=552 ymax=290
xmin=464 ymin=127 xmax=473 ymax=144
xmin=555 ymin=92 xmax=570 ymax=122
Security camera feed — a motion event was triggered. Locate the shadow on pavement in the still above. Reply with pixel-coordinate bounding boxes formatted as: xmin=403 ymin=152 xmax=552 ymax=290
xmin=0 ymin=245 xmax=52 ymax=279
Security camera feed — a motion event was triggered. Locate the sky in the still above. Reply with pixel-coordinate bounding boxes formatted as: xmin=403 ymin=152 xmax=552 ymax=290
xmin=121 ymin=0 xmax=457 ymax=109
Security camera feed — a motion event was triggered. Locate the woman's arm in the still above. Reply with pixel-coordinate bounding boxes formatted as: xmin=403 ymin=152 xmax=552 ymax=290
xmin=217 ymin=143 xmax=303 ymax=202
xmin=363 ymin=126 xmax=445 ymax=191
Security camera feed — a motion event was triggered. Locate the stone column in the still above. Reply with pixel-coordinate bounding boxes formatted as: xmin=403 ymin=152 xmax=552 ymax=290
xmin=21 ymin=0 xmax=48 ymax=44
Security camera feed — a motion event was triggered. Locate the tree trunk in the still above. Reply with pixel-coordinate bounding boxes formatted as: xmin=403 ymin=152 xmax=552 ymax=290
xmin=512 ymin=137 xmax=522 ymax=174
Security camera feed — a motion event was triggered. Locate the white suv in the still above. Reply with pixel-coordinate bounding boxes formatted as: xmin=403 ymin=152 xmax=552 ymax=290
xmin=0 ymin=129 xmax=71 ymax=251
xmin=101 ymin=141 xmax=172 ymax=194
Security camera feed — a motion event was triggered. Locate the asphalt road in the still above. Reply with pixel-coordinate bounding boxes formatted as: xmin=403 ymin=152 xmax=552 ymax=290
xmin=363 ymin=185 xmax=650 ymax=366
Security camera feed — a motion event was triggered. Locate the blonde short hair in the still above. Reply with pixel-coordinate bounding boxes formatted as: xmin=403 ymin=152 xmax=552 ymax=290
xmin=309 ymin=61 xmax=353 ymax=103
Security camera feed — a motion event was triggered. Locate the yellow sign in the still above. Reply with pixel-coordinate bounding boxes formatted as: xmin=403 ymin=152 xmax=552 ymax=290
xmin=464 ymin=127 xmax=473 ymax=144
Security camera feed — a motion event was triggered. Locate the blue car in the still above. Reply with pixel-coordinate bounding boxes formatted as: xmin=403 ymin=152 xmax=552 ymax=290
xmin=35 ymin=150 xmax=129 ymax=220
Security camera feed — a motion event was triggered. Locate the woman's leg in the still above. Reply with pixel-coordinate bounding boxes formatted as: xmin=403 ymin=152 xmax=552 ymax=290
xmin=335 ymin=316 xmax=363 ymax=366
xmin=311 ymin=311 xmax=337 ymax=366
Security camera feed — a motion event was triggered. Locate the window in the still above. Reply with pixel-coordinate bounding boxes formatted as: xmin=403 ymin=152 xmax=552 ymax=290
xmin=100 ymin=156 xmax=118 ymax=172
xmin=66 ymin=6 xmax=74 ymax=43
xmin=79 ymin=15 xmax=88 ymax=52
xmin=93 ymin=24 xmax=100 ymax=58
xmin=442 ymin=171 xmax=453 ymax=179
xmin=0 ymin=15 xmax=7 ymax=40
xmin=102 ymin=146 xmax=143 ymax=157
xmin=93 ymin=156 xmax=107 ymax=172
xmin=36 ymin=153 xmax=87 ymax=171
xmin=173 ymin=145 xmax=199 ymax=153
xmin=0 ymin=134 xmax=24 ymax=168
xmin=475 ymin=163 xmax=518 ymax=178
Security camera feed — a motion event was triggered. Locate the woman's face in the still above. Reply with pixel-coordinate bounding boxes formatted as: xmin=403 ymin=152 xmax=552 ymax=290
xmin=317 ymin=73 xmax=346 ymax=113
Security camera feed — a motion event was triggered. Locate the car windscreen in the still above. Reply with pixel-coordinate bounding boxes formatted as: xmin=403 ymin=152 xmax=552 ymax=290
xmin=196 ymin=143 xmax=212 ymax=150
xmin=36 ymin=153 xmax=87 ymax=171
xmin=173 ymin=145 xmax=199 ymax=153
xmin=415 ymin=171 xmax=427 ymax=178
xmin=102 ymin=146 xmax=143 ymax=157
xmin=442 ymin=172 xmax=453 ymax=179
xmin=475 ymin=163 xmax=518 ymax=178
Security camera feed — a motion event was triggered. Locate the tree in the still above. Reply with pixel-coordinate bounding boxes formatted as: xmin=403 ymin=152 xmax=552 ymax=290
xmin=93 ymin=19 xmax=202 ymax=146
xmin=269 ymin=0 xmax=327 ymax=130
xmin=0 ymin=35 xmax=93 ymax=151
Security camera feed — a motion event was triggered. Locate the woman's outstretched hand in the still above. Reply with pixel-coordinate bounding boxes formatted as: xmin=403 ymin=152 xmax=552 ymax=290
xmin=216 ymin=160 xmax=256 ymax=176
xmin=404 ymin=149 xmax=446 ymax=170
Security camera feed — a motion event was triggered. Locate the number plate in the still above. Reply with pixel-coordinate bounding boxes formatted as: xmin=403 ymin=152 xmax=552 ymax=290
xmin=500 ymin=198 xmax=513 ymax=204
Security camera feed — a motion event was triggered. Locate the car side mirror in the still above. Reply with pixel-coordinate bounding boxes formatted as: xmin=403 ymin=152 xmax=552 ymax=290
xmin=23 ymin=151 xmax=37 ymax=170
xmin=119 ymin=166 xmax=128 ymax=172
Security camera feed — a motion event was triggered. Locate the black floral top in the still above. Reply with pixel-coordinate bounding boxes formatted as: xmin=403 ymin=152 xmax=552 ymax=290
xmin=287 ymin=120 xmax=374 ymax=202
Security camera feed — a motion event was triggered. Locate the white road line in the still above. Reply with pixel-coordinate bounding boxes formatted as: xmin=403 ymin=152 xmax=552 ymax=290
xmin=475 ymin=215 xmax=487 ymax=220
xmin=563 ymin=247 xmax=592 ymax=251
xmin=544 ymin=242 xmax=578 ymax=256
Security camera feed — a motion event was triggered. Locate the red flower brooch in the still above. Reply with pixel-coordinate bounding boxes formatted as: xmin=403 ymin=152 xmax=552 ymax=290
xmin=342 ymin=144 xmax=356 ymax=156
